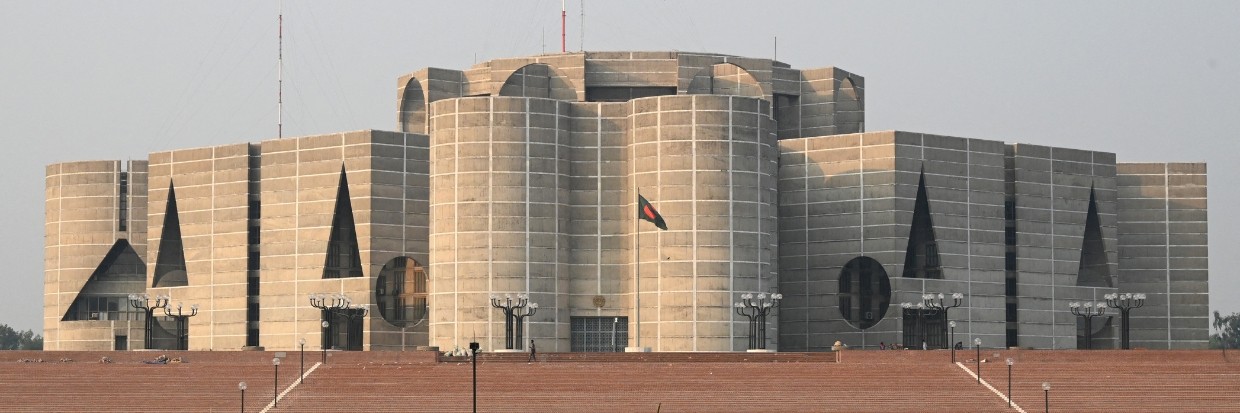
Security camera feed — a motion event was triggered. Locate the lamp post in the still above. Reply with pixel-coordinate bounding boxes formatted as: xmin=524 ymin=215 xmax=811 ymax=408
xmin=1006 ymin=358 xmax=1014 ymax=408
xmin=611 ymin=317 xmax=619 ymax=352
xmin=309 ymin=293 xmax=350 ymax=353
xmin=469 ymin=341 xmax=480 ymax=413
xmin=490 ymin=294 xmax=534 ymax=350
xmin=923 ymin=292 xmax=964 ymax=349
xmin=238 ymin=381 xmax=246 ymax=413
xmin=734 ymin=292 xmax=782 ymax=350
xmin=512 ymin=302 xmax=538 ymax=351
xmin=949 ymin=321 xmax=958 ymax=363
xmin=974 ymin=338 xmax=982 ymax=384
xmin=298 ymin=338 xmax=306 ymax=383
xmin=1104 ymin=293 xmax=1146 ymax=350
xmin=1069 ymin=301 xmax=1107 ymax=350
xmin=1042 ymin=382 xmax=1051 ymax=413
xmin=127 ymin=293 xmax=169 ymax=350
xmin=320 ymin=320 xmax=329 ymax=363
xmin=271 ymin=357 xmax=281 ymax=407
xmin=164 ymin=302 xmax=198 ymax=351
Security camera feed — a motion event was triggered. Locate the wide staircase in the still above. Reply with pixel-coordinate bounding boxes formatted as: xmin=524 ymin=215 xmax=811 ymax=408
xmin=3 ymin=349 xmax=1239 ymax=412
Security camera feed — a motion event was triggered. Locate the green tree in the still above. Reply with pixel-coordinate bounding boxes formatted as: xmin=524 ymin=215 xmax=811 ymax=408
xmin=1211 ymin=311 xmax=1240 ymax=349
xmin=0 ymin=324 xmax=43 ymax=350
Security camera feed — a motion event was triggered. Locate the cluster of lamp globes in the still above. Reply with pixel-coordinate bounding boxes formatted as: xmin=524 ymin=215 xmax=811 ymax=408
xmin=308 ymin=293 xmax=364 ymax=311
xmin=128 ymin=293 xmax=196 ymax=313
xmin=1104 ymin=292 xmax=1148 ymax=302
xmin=489 ymin=293 xmax=538 ymax=308
xmin=734 ymin=292 xmax=783 ymax=308
xmin=922 ymin=292 xmax=965 ymax=301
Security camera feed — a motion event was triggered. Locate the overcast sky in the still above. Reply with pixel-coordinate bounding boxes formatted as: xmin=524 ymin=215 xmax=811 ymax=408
xmin=1 ymin=1 xmax=1236 ymax=334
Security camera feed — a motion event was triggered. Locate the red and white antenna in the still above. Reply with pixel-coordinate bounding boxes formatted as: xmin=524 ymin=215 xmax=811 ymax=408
xmin=278 ymin=0 xmax=284 ymax=139
xmin=560 ymin=0 xmax=566 ymax=53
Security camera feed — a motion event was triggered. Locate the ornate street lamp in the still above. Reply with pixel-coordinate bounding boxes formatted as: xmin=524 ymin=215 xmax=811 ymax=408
xmin=309 ymin=293 xmax=350 ymax=353
xmin=974 ymin=337 xmax=982 ymax=384
xmin=127 ymin=293 xmax=169 ymax=350
xmin=271 ymin=357 xmax=281 ymax=407
xmin=164 ymin=302 xmax=198 ymax=351
xmin=512 ymin=302 xmax=538 ymax=351
xmin=1042 ymin=382 xmax=1051 ymax=413
xmin=490 ymin=294 xmax=535 ymax=350
xmin=901 ymin=301 xmax=937 ymax=349
xmin=1069 ymin=301 xmax=1107 ymax=350
xmin=238 ymin=381 xmax=246 ymax=413
xmin=734 ymin=292 xmax=782 ymax=350
xmin=1006 ymin=358 xmax=1014 ymax=408
xmin=1104 ymin=293 xmax=1146 ymax=350
xmin=923 ymin=292 xmax=964 ymax=349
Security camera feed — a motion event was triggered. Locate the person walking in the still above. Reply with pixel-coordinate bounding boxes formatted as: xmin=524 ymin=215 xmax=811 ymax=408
xmin=528 ymin=340 xmax=537 ymax=362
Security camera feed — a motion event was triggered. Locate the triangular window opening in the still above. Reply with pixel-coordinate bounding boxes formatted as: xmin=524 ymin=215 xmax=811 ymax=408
xmin=1076 ymin=187 xmax=1112 ymax=287
xmin=323 ymin=166 xmax=363 ymax=279
xmin=903 ymin=171 xmax=943 ymax=279
xmin=61 ymin=239 xmax=147 ymax=321
xmin=153 ymin=183 xmax=188 ymax=288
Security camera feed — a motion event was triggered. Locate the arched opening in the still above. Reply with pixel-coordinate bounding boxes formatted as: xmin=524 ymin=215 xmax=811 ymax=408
xmin=837 ymin=256 xmax=892 ymax=330
xmin=374 ymin=256 xmax=429 ymax=327
xmin=398 ymin=77 xmax=427 ymax=133
xmin=687 ymin=63 xmax=763 ymax=97
xmin=498 ymin=63 xmax=577 ymax=101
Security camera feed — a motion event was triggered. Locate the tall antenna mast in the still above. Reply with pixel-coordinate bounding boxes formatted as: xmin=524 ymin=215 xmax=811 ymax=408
xmin=560 ymin=0 xmax=566 ymax=53
xmin=278 ymin=0 xmax=284 ymax=139
xmin=579 ymin=0 xmax=584 ymax=52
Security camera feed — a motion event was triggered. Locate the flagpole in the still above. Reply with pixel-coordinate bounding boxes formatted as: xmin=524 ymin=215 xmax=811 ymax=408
xmin=635 ymin=196 xmax=641 ymax=350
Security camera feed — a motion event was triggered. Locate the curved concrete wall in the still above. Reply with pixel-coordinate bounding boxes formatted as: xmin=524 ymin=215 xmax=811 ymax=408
xmin=428 ymin=97 xmax=572 ymax=351
xmin=45 ymin=160 xmax=148 ymax=350
xmin=628 ymin=95 xmax=780 ymax=351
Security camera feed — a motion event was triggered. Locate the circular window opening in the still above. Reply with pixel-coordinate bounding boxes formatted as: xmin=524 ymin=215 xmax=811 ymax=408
xmin=837 ymin=256 xmax=892 ymax=330
xmin=374 ymin=257 xmax=428 ymax=327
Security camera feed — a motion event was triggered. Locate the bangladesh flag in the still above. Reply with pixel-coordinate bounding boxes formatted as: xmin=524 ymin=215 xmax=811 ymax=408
xmin=637 ymin=194 xmax=668 ymax=230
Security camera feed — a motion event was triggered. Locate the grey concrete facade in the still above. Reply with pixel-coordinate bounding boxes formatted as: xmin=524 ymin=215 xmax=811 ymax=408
xmin=44 ymin=51 xmax=1207 ymax=352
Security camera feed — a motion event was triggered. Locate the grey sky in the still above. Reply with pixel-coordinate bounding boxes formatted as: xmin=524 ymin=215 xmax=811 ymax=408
xmin=2 ymin=1 xmax=1236 ymax=333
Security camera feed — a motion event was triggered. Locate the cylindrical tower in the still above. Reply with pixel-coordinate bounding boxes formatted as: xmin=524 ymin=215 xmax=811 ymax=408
xmin=628 ymin=95 xmax=780 ymax=351
xmin=45 ymin=160 xmax=148 ymax=350
xmin=428 ymin=96 xmax=571 ymax=351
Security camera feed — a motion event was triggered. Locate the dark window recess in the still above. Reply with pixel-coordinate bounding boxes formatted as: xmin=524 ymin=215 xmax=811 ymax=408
xmin=1006 ymin=303 xmax=1019 ymax=322
xmin=249 ymin=200 xmax=261 ymax=220
xmin=323 ymin=166 xmax=364 ymax=279
xmin=153 ymin=183 xmax=188 ymax=288
xmin=248 ymin=251 xmax=260 ymax=271
xmin=246 ymin=329 xmax=260 ymax=347
xmin=1005 ymin=252 xmax=1017 ymax=271
xmin=248 ymin=303 xmax=260 ymax=322
xmin=1004 ymin=200 xmax=1016 ymax=220
xmin=118 ymin=172 xmax=129 ymax=232
xmin=1005 ymin=227 xmax=1017 ymax=246
xmin=247 ymin=277 xmax=260 ymax=296
xmin=585 ymin=86 xmax=677 ymax=102
xmin=1005 ymin=277 xmax=1018 ymax=296
xmin=1006 ymin=329 xmax=1019 ymax=348
xmin=1076 ymin=187 xmax=1112 ymax=288
xmin=570 ymin=316 xmax=628 ymax=352
xmin=837 ymin=256 xmax=892 ymax=330
xmin=902 ymin=172 xmax=943 ymax=279
xmin=902 ymin=308 xmax=947 ymax=349
xmin=63 ymin=239 xmax=146 ymax=322
xmin=248 ymin=227 xmax=260 ymax=245
xmin=375 ymin=257 xmax=429 ymax=327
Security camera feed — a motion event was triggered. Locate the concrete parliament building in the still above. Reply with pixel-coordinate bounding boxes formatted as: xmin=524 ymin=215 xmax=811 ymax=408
xmin=44 ymin=51 xmax=1209 ymax=353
